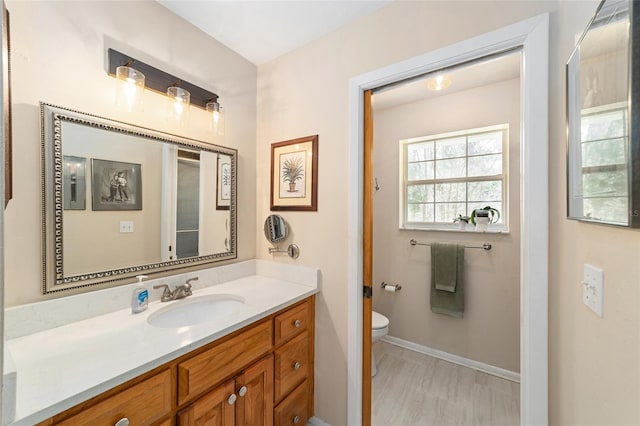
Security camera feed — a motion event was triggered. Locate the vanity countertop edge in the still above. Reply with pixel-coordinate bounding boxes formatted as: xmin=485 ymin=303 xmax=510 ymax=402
xmin=5 ymin=260 xmax=320 ymax=426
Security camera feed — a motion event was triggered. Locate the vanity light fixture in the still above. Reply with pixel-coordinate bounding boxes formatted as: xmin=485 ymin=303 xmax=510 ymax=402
xmin=425 ymin=74 xmax=452 ymax=91
xmin=206 ymin=100 xmax=225 ymax=136
xmin=107 ymin=48 xmax=221 ymax=119
xmin=167 ymin=86 xmax=191 ymax=125
xmin=114 ymin=64 xmax=145 ymax=112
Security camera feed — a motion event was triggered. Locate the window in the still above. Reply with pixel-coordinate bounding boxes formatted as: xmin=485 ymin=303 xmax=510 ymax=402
xmin=400 ymin=124 xmax=508 ymax=230
xmin=578 ymin=103 xmax=628 ymax=223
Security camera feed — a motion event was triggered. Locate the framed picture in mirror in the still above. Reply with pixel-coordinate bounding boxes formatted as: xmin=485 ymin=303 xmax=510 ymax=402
xmin=566 ymin=0 xmax=640 ymax=227
xmin=217 ymin=155 xmax=231 ymax=210
xmin=91 ymin=159 xmax=142 ymax=211
xmin=270 ymin=134 xmax=318 ymax=211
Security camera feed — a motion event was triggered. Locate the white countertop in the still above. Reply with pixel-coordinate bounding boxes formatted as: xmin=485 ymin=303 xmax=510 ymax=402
xmin=5 ymin=260 xmax=319 ymax=425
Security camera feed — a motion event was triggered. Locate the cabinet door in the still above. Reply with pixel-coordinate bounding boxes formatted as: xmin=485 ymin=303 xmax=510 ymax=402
xmin=236 ymin=355 xmax=274 ymax=426
xmin=178 ymin=379 xmax=236 ymax=426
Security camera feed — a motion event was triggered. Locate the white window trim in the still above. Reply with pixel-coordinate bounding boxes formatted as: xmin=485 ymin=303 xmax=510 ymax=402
xmin=398 ymin=123 xmax=509 ymax=232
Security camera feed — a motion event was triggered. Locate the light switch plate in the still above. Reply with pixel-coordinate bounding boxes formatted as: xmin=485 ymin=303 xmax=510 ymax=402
xmin=583 ymin=264 xmax=604 ymax=317
xmin=119 ymin=221 xmax=134 ymax=233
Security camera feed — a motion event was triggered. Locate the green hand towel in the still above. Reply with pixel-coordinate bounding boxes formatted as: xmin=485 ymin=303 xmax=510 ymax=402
xmin=430 ymin=243 xmax=465 ymax=318
xmin=433 ymin=242 xmax=459 ymax=292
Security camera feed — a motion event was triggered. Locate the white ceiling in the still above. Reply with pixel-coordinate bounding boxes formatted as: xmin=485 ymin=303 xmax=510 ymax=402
xmin=373 ymin=52 xmax=522 ymax=110
xmin=157 ymin=0 xmax=391 ymax=65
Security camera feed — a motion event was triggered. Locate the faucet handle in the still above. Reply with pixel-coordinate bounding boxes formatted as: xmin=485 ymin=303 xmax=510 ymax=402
xmin=186 ymin=277 xmax=199 ymax=286
xmin=153 ymin=284 xmax=172 ymax=301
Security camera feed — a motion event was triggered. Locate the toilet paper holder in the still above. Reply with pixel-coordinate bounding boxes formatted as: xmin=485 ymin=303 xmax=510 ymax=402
xmin=380 ymin=281 xmax=402 ymax=292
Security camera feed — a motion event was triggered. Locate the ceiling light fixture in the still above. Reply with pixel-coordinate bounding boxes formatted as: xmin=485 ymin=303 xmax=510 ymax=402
xmin=425 ymin=74 xmax=452 ymax=91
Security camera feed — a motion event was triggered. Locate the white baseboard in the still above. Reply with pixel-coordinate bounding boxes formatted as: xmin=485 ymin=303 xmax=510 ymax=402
xmin=381 ymin=335 xmax=520 ymax=383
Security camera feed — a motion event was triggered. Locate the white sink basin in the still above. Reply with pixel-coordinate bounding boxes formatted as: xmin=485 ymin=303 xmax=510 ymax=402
xmin=147 ymin=294 xmax=245 ymax=328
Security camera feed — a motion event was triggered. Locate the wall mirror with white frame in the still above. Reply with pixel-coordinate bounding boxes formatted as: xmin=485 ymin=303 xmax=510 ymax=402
xmin=567 ymin=0 xmax=640 ymax=227
xmin=41 ymin=103 xmax=237 ymax=294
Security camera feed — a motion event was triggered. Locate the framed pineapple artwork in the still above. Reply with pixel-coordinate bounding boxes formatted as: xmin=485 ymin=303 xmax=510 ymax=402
xmin=270 ymin=135 xmax=318 ymax=211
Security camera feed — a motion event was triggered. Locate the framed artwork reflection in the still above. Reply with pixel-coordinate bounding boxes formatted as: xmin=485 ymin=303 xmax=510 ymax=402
xmin=217 ymin=154 xmax=231 ymax=210
xmin=91 ymin=159 xmax=142 ymax=211
xmin=270 ymin=135 xmax=318 ymax=211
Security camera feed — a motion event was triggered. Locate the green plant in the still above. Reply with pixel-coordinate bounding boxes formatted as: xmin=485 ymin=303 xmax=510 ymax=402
xmin=281 ymin=157 xmax=304 ymax=184
xmin=453 ymin=214 xmax=471 ymax=224
xmin=470 ymin=206 xmax=500 ymax=225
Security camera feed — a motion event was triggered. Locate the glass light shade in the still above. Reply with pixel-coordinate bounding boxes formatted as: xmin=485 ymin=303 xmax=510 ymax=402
xmin=167 ymin=86 xmax=191 ymax=126
xmin=206 ymin=101 xmax=225 ymax=136
xmin=425 ymin=75 xmax=452 ymax=91
xmin=115 ymin=66 xmax=145 ymax=112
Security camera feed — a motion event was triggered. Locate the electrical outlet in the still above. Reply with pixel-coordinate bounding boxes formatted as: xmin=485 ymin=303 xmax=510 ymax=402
xmin=119 ymin=221 xmax=134 ymax=233
xmin=583 ymin=264 xmax=604 ymax=317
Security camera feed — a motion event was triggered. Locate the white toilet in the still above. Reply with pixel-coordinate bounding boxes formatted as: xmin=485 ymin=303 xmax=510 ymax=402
xmin=371 ymin=311 xmax=389 ymax=377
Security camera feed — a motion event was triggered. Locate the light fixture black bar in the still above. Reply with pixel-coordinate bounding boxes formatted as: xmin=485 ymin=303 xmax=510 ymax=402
xmin=107 ymin=48 xmax=218 ymax=109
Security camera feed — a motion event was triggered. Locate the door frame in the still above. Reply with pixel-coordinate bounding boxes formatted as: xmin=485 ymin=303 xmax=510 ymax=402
xmin=347 ymin=13 xmax=549 ymax=426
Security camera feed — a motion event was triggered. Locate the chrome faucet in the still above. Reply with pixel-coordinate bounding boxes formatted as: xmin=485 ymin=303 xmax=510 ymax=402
xmin=154 ymin=277 xmax=197 ymax=302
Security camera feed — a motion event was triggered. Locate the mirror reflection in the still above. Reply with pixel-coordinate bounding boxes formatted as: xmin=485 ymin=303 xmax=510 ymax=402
xmin=264 ymin=214 xmax=287 ymax=243
xmin=42 ymin=103 xmax=237 ymax=293
xmin=567 ymin=0 xmax=637 ymax=226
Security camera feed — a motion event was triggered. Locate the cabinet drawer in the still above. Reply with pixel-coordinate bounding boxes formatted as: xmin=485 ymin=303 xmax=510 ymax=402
xmin=57 ymin=369 xmax=172 ymax=426
xmin=274 ymin=381 xmax=309 ymax=426
xmin=274 ymin=301 xmax=309 ymax=345
xmin=274 ymin=331 xmax=309 ymax=402
xmin=178 ymin=319 xmax=272 ymax=405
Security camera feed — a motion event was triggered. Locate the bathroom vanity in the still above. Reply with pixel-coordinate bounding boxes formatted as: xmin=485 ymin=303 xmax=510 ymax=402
xmin=5 ymin=260 xmax=319 ymax=426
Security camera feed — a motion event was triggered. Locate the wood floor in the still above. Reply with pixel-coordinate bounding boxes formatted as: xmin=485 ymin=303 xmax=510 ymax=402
xmin=372 ymin=341 xmax=520 ymax=426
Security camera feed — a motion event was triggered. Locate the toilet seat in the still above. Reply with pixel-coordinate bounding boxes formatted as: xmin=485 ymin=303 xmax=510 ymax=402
xmin=372 ymin=311 xmax=389 ymax=330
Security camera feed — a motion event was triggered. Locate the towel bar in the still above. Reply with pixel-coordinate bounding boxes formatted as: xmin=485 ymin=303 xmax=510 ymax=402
xmin=409 ymin=239 xmax=491 ymax=251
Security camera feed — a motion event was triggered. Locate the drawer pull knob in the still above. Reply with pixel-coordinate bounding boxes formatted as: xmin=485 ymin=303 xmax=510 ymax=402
xmin=293 ymin=415 xmax=301 ymax=424
xmin=293 ymin=361 xmax=301 ymax=370
xmin=227 ymin=393 xmax=237 ymax=405
xmin=238 ymin=386 xmax=248 ymax=397
xmin=294 ymin=319 xmax=301 ymax=328
xmin=115 ymin=419 xmax=130 ymax=426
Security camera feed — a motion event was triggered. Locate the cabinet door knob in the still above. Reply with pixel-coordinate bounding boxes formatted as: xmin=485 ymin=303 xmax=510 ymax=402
xmin=115 ymin=419 xmax=130 ymax=426
xmin=227 ymin=393 xmax=237 ymax=405
xmin=293 ymin=415 xmax=301 ymax=424
xmin=238 ymin=386 xmax=248 ymax=397
xmin=293 ymin=319 xmax=301 ymax=328
xmin=293 ymin=361 xmax=301 ymax=370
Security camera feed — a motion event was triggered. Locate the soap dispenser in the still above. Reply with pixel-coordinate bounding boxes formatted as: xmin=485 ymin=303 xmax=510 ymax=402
xmin=131 ymin=275 xmax=149 ymax=314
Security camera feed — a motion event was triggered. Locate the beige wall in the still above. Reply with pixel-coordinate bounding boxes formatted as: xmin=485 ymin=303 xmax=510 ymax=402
xmin=550 ymin=2 xmax=640 ymax=425
xmin=257 ymin=0 xmax=639 ymax=424
xmin=372 ymin=78 xmax=521 ymax=372
xmin=4 ymin=0 xmax=257 ymax=305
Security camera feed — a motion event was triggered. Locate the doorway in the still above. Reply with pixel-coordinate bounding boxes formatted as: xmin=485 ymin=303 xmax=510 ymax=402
xmin=348 ymin=13 xmax=549 ymax=426
xmin=370 ymin=49 xmax=522 ymax=424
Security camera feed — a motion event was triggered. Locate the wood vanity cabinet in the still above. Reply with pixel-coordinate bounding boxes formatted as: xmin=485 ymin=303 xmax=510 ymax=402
xmin=38 ymin=296 xmax=314 ymax=426
xmin=178 ymin=355 xmax=273 ymax=426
